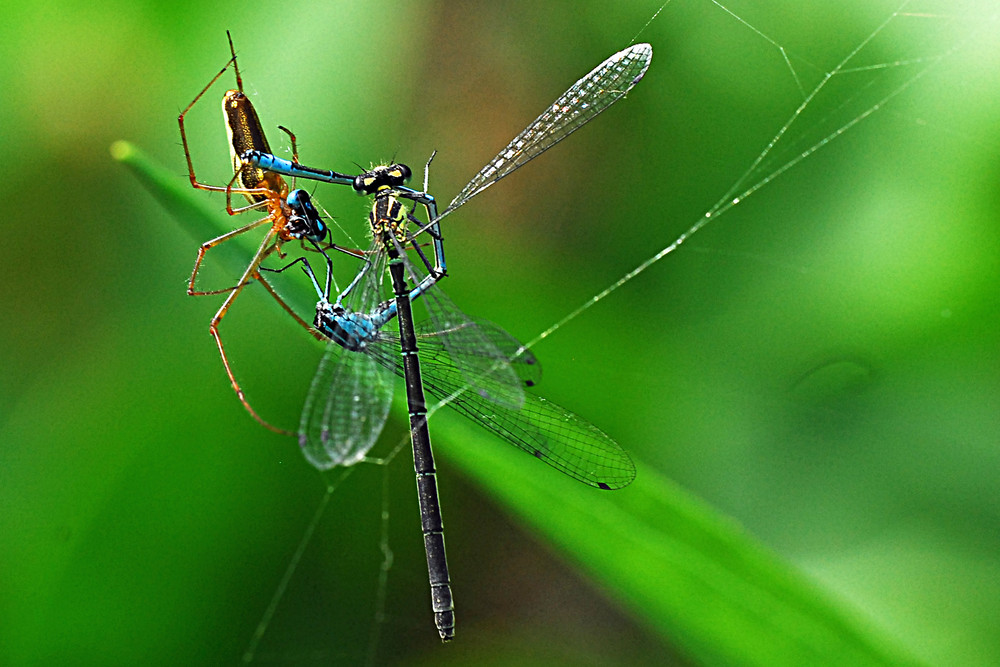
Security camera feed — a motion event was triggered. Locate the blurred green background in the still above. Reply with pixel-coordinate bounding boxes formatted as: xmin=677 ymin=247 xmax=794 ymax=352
xmin=2 ymin=0 xmax=998 ymax=664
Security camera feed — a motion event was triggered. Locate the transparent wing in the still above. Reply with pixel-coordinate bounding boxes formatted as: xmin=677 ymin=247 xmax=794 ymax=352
xmin=369 ymin=320 xmax=634 ymax=490
xmin=299 ymin=243 xmax=395 ymax=469
xmin=420 ymin=285 xmax=528 ymax=410
xmin=439 ymin=43 xmax=652 ymax=221
xmin=298 ymin=341 xmax=393 ymax=469
xmin=415 ymin=318 xmax=542 ymax=390
xmin=421 ymin=319 xmax=543 ymax=389
xmin=395 ymin=240 xmax=529 ymax=410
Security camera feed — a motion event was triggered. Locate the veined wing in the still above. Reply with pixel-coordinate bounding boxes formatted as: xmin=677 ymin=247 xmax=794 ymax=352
xmin=395 ymin=242 xmax=529 ymax=411
xmin=370 ymin=319 xmax=634 ymax=490
xmin=439 ymin=43 xmax=652 ymax=222
xmin=299 ymin=338 xmax=393 ymax=469
xmin=298 ymin=243 xmax=395 ymax=469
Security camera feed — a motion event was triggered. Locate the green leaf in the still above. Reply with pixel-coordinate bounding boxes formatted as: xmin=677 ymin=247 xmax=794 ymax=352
xmin=111 ymin=140 xmax=314 ymax=314
xmin=437 ymin=408 xmax=919 ymax=665
xmin=115 ymin=142 xmax=917 ymax=666
xmin=112 ymin=140 xmax=256 ymax=275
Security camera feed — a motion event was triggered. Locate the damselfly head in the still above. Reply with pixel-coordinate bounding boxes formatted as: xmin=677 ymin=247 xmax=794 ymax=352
xmin=353 ymin=163 xmax=412 ymax=195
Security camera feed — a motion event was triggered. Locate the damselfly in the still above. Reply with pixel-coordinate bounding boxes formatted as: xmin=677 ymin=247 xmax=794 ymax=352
xmin=270 ymin=160 xmax=634 ymax=640
xmin=244 ymin=42 xmax=652 ymax=243
xmin=178 ymin=32 xmax=362 ymax=432
xmin=262 ymin=43 xmax=650 ymax=638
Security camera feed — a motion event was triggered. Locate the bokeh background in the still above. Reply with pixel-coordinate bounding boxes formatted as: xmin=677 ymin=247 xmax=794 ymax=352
xmin=2 ymin=0 xmax=998 ymax=664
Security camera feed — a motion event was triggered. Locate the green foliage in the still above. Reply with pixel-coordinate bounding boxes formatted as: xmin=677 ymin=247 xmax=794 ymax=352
xmin=116 ymin=142 xmax=918 ymax=664
xmin=3 ymin=2 xmax=999 ymax=665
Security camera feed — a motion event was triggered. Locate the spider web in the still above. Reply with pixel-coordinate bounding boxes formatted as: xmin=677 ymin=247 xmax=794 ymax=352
xmin=242 ymin=1 xmax=997 ymax=663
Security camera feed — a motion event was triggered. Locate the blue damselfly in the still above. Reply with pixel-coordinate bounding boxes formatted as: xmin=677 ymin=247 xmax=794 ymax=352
xmin=264 ymin=43 xmax=651 ymax=639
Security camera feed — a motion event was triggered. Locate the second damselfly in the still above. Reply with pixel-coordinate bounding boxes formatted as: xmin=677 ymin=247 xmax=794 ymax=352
xmin=264 ymin=43 xmax=651 ymax=640
xmin=274 ymin=158 xmax=635 ymax=639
